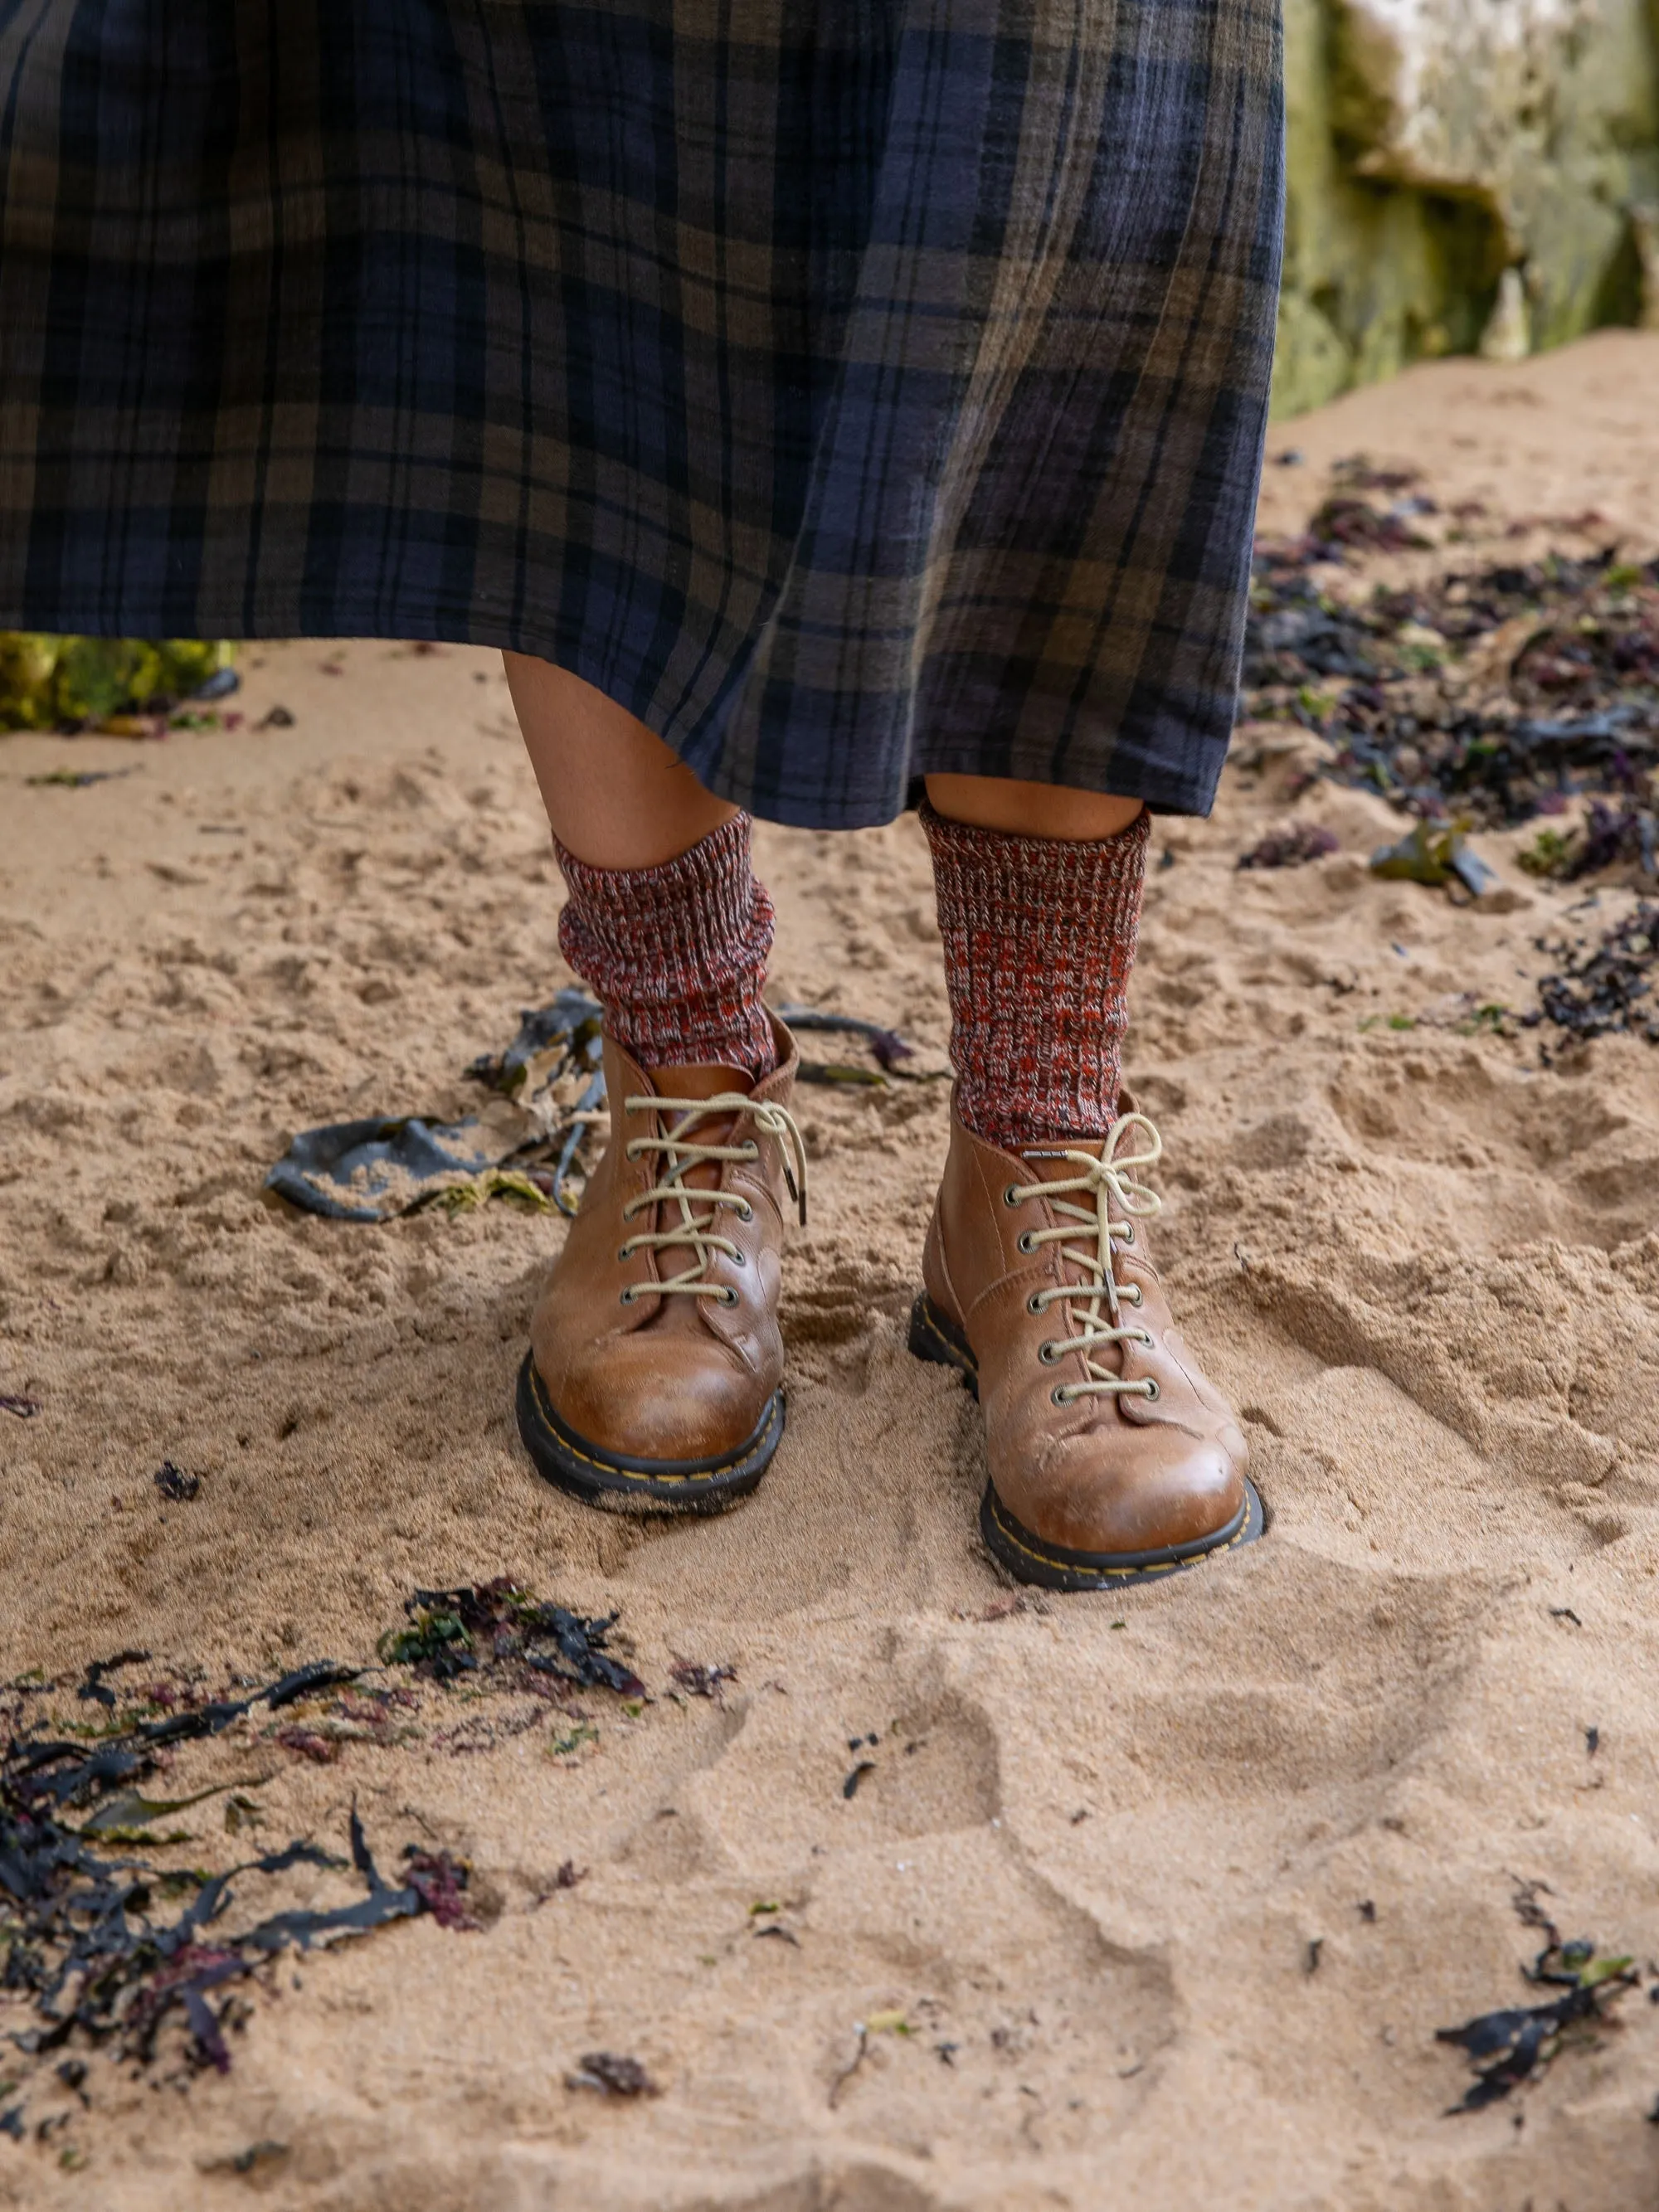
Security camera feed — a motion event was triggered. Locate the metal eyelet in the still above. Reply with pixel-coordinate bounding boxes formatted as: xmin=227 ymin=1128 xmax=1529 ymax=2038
xmin=736 ymin=1201 xmax=754 ymax=1223
xmin=1142 ymin=1377 xmax=1160 ymax=1401
xmin=1017 ymin=1231 xmax=1038 ymax=1254
xmin=1051 ymin=1384 xmax=1071 ymax=1407
xmin=1123 ymin=1283 xmax=1144 ymax=1306
xmin=1003 ymin=1184 xmax=1021 ymax=1207
xmin=742 ymin=1142 xmax=760 ymax=1160
xmin=729 ymin=1247 xmax=747 ymax=1268
xmin=619 ymin=1287 xmax=635 ymax=1305
xmin=1118 ymin=1223 xmax=1136 ymax=1247
xmin=718 ymin=1286 xmax=739 ymax=1307
xmin=617 ymin=1244 xmax=634 ymax=1264
xmin=1038 ymin=1340 xmax=1058 ymax=1364
xmin=1026 ymin=1291 xmax=1044 ymax=1315
xmin=1136 ymin=1330 xmax=1154 ymax=1348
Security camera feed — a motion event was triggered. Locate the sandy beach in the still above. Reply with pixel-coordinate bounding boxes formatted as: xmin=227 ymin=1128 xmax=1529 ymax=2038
xmin=2 ymin=328 xmax=1659 ymax=2210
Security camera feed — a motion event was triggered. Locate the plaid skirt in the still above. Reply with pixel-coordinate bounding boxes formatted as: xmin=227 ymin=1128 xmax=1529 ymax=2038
xmin=0 ymin=1 xmax=1282 ymax=827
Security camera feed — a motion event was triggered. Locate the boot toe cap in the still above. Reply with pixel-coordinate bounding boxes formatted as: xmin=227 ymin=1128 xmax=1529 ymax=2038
xmin=538 ymin=1334 xmax=773 ymax=1471
xmin=1013 ymin=1424 xmax=1246 ymax=1562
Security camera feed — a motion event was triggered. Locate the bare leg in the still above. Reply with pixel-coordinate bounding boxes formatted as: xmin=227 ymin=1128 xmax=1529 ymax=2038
xmin=504 ymin=653 xmax=737 ymax=868
xmin=504 ymin=658 xmax=1141 ymax=856
xmin=924 ymin=773 xmax=1142 ymax=841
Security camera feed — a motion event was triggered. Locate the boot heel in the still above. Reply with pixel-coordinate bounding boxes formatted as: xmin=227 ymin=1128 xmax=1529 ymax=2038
xmin=907 ymin=1292 xmax=980 ymax=1399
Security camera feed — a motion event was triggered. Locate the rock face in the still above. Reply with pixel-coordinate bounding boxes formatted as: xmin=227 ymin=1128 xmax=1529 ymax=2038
xmin=1275 ymin=0 xmax=1659 ymax=414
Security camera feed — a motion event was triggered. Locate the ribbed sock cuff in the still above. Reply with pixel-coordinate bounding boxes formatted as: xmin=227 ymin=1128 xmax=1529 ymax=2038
xmin=922 ymin=800 xmax=1148 ymax=1149
xmin=555 ymin=812 xmax=777 ymax=1077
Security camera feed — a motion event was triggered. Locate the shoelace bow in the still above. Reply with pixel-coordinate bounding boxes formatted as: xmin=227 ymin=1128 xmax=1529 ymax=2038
xmin=1006 ymin=1111 xmax=1164 ymax=1404
xmin=617 ymin=1091 xmax=808 ymax=1307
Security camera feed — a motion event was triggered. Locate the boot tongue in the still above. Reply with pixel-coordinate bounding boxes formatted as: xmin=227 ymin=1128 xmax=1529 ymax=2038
xmin=647 ymin=1062 xmax=755 ymax=1186
xmin=650 ymin=1062 xmax=756 ymax=1105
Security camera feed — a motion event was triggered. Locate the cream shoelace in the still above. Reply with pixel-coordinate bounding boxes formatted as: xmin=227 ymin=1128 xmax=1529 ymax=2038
xmin=1006 ymin=1112 xmax=1164 ymax=1404
xmin=616 ymin=1092 xmax=808 ymax=1307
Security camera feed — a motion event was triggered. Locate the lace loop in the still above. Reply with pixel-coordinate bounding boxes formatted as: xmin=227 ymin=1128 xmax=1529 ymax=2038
xmin=1008 ymin=1112 xmax=1162 ymax=1401
xmin=615 ymin=1090 xmax=808 ymax=1305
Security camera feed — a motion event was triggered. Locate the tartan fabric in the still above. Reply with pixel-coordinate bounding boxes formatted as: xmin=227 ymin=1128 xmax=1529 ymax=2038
xmin=922 ymin=799 xmax=1148 ymax=1145
xmin=0 ymin=0 xmax=1283 ymax=828
xmin=555 ymin=813 xmax=778 ymax=1077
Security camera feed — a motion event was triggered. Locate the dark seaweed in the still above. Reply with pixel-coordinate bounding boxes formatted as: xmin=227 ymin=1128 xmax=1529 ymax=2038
xmin=464 ymin=989 xmax=602 ymax=1096
xmin=265 ymin=1116 xmax=500 ymax=1223
xmin=271 ymin=991 xmax=610 ymax=1225
xmin=1237 ymin=824 xmax=1340 ymax=871
xmin=271 ymin=1726 xmax=339 ymax=1765
xmin=1330 ymin=455 xmax=1423 ymax=496
xmin=1243 ymin=549 xmax=1659 ymax=865
xmin=2 ymin=1646 xmax=469 ymax=2123
xmin=1436 ymin=1884 xmax=1637 ymax=2112
xmin=0 ymin=1683 xmax=435 ymax=2115
xmin=153 ymin=1462 xmax=200 ymax=1504
xmin=403 ymin=1849 xmax=479 ymax=1932
xmin=773 ymin=1004 xmax=917 ymax=1073
xmin=0 ymin=1600 xmax=627 ymax=2123
xmin=1525 ymin=902 xmax=1658 ymax=1043
xmin=568 ymin=2050 xmax=658 ymax=2097
xmin=25 ymin=768 xmax=138 ymax=789
xmin=549 ymin=1066 xmax=608 ymax=1216
xmin=798 ymin=1062 xmax=889 ymax=1088
xmin=75 ymin=1652 xmax=152 ymax=1710
xmin=9 ymin=1660 xmax=361 ymax=1809
xmin=1302 ymin=495 xmax=1433 ymax=557
xmin=379 ymin=1579 xmax=645 ymax=1698
xmin=463 ymin=992 xmax=607 ymax=1218
xmin=669 ymin=1660 xmax=737 ymax=1700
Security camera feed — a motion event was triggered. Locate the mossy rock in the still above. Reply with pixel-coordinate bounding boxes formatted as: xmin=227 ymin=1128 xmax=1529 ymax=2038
xmin=1275 ymin=0 xmax=1659 ymax=416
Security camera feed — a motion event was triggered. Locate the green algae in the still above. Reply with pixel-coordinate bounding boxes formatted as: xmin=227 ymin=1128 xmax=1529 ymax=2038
xmin=0 ymin=636 xmax=235 ymax=730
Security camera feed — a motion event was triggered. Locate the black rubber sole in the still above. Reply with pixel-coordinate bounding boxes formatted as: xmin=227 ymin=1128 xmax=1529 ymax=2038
xmin=908 ymin=1291 xmax=1266 ymax=1591
xmin=908 ymin=1289 xmax=982 ymax=1399
xmin=514 ymin=1350 xmax=782 ymax=1515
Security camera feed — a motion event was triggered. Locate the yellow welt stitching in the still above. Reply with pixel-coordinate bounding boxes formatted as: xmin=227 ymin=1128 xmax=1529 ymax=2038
xmin=986 ymin=1487 xmax=1253 ymax=1581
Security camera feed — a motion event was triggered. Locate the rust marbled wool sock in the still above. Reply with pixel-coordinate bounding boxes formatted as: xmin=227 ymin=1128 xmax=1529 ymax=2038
xmin=921 ymin=800 xmax=1149 ymax=1150
xmin=554 ymin=812 xmax=777 ymax=1077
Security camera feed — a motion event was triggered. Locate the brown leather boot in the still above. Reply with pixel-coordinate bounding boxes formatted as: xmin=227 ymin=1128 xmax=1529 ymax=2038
xmin=516 ymin=1012 xmax=805 ymax=1512
xmin=910 ymin=1101 xmax=1261 ymax=1588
